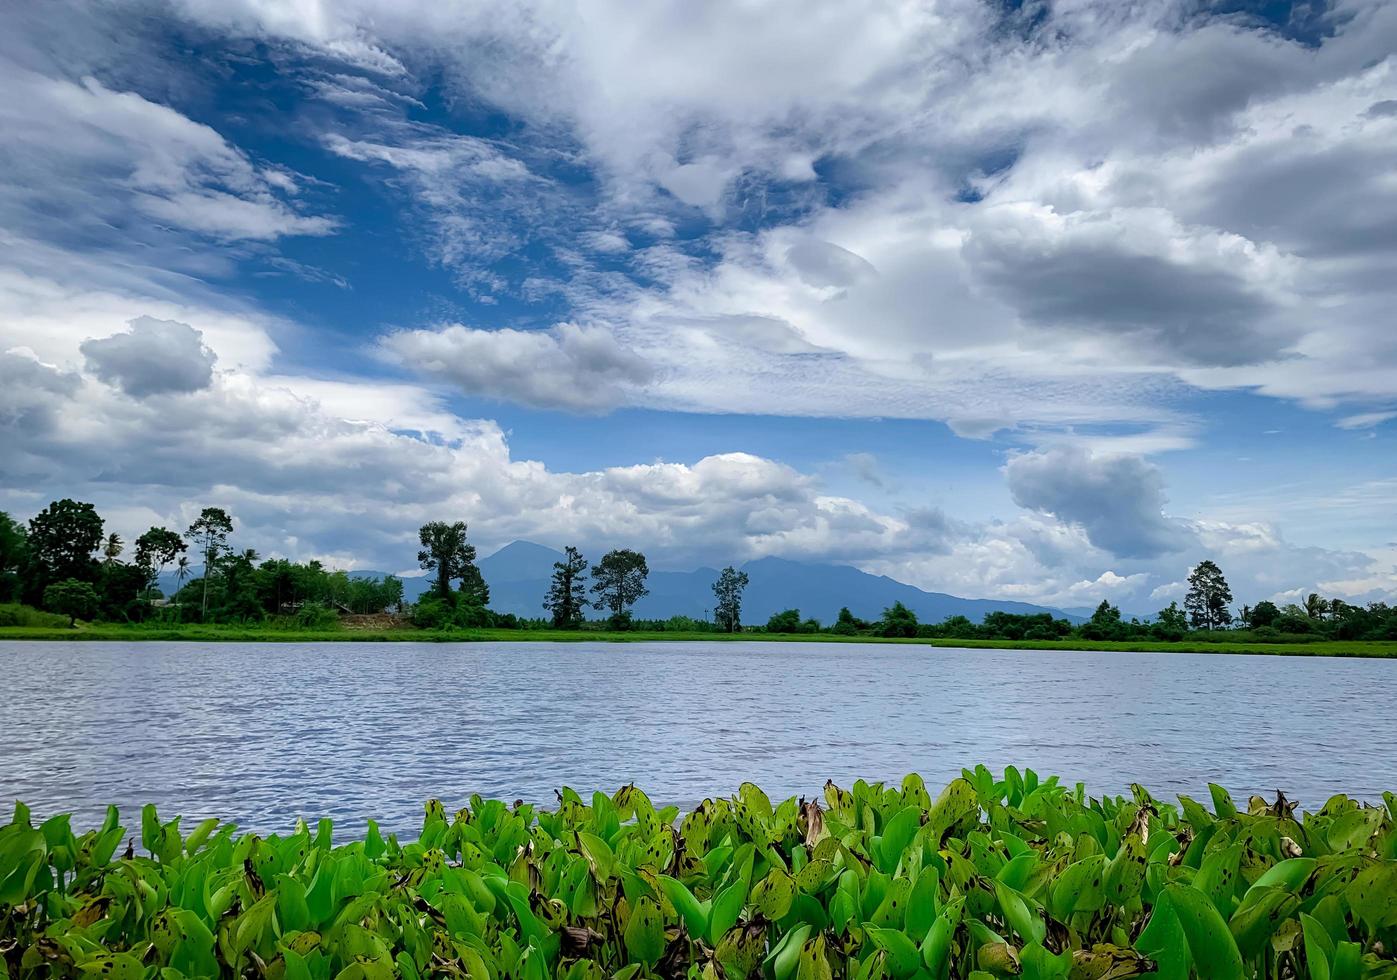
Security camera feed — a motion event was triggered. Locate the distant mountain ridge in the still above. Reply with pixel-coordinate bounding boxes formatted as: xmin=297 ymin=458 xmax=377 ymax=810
xmin=157 ymin=541 xmax=1084 ymax=624
xmin=476 ymin=541 xmax=1084 ymax=625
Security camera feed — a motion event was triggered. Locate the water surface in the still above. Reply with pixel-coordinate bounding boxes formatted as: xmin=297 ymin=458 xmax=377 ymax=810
xmin=2 ymin=640 xmax=1393 ymax=834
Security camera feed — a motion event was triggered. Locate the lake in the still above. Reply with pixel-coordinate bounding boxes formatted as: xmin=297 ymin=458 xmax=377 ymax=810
xmin=2 ymin=640 xmax=1394 ymax=835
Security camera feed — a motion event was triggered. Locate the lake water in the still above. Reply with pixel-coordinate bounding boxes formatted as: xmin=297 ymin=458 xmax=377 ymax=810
xmin=2 ymin=640 xmax=1394 ymax=835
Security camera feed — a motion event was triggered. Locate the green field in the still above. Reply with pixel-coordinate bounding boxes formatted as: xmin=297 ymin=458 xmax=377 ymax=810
xmin=1 ymin=622 xmax=1394 ymax=657
xmin=3 ymin=769 xmax=1395 ymax=979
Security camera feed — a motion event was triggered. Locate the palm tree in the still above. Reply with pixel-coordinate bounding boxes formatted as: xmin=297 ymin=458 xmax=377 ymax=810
xmin=102 ymin=532 xmax=123 ymax=565
xmin=174 ymin=555 xmax=191 ymax=590
xmin=1304 ymin=593 xmax=1327 ymax=620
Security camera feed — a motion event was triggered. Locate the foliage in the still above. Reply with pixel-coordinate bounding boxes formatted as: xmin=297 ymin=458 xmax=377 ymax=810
xmin=545 ymin=546 xmax=589 ymax=629
xmin=766 ymin=609 xmax=821 ymax=634
xmin=417 ymin=521 xmax=485 ymax=606
xmin=591 ymin=549 xmax=650 ymax=618
xmin=712 ymin=566 xmax=750 ymax=633
xmin=4 ymin=770 xmax=1397 ymax=980
xmin=26 ymin=499 xmax=104 ymax=601
xmin=0 ymin=603 xmax=69 ymax=628
xmin=1186 ymin=560 xmax=1234 ymax=630
xmin=41 ymin=578 xmax=100 ymax=626
xmin=0 ymin=512 xmax=28 ymax=603
xmin=185 ymin=508 xmax=235 ymax=619
xmin=878 ymin=601 xmax=919 ymax=638
xmin=133 ymin=527 xmax=186 ymax=596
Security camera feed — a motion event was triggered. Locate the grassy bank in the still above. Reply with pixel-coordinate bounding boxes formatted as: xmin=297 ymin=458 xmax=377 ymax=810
xmin=2 ymin=622 xmax=1394 ymax=656
xmin=3 ymin=769 xmax=1394 ymax=980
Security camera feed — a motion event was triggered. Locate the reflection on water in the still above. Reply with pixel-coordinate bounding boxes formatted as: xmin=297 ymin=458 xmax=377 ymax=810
xmin=1 ymin=640 xmax=1393 ymax=834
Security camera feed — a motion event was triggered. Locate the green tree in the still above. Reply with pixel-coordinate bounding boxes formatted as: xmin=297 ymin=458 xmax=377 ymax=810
xmin=1155 ymin=601 xmax=1188 ymax=633
xmin=766 ymin=608 xmax=805 ymax=633
xmin=590 ymin=549 xmax=649 ymax=622
xmin=1090 ymin=600 xmax=1121 ymax=626
xmin=416 ymin=521 xmax=481 ymax=604
xmin=0 ymin=512 xmax=28 ymax=602
xmin=1249 ymin=599 xmax=1280 ymax=628
xmin=711 ymin=566 xmax=750 ymax=633
xmin=185 ymin=507 xmax=234 ymax=619
xmin=28 ymin=499 xmax=104 ymax=590
xmin=1184 ymin=559 xmax=1233 ymax=630
xmin=878 ymin=600 xmax=919 ymax=638
xmin=544 ymin=546 xmax=588 ymax=628
xmin=134 ymin=527 xmax=186 ymax=599
xmin=43 ymin=578 xmax=100 ymax=626
xmin=1304 ymin=593 xmax=1328 ymax=621
xmin=459 ymin=563 xmax=490 ymax=608
xmin=831 ymin=606 xmax=861 ymax=635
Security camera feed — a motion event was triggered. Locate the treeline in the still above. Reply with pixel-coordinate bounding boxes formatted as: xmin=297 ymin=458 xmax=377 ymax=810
xmin=0 ymin=501 xmax=402 ymax=627
xmin=4 ymin=500 xmax=1397 ymax=640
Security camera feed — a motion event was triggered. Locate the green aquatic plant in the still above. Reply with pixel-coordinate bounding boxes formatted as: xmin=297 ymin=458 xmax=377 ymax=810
xmin=2 ymin=769 xmax=1395 ymax=979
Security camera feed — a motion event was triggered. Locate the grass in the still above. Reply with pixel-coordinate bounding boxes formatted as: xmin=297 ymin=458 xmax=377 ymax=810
xmin=1 ymin=621 xmax=1394 ymax=657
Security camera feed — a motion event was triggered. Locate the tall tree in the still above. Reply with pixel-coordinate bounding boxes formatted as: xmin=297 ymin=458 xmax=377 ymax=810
xmin=1184 ymin=559 xmax=1233 ymax=630
xmin=1304 ymin=593 xmax=1328 ymax=621
xmin=544 ymin=546 xmax=589 ymax=628
xmin=27 ymin=499 xmax=104 ymax=588
xmin=0 ymin=511 xmax=28 ymax=602
xmin=711 ymin=566 xmax=749 ymax=633
xmin=101 ymin=533 xmax=124 ymax=565
xmin=134 ymin=527 xmax=187 ymax=599
xmin=416 ymin=521 xmax=481 ymax=604
xmin=185 ymin=507 xmax=234 ymax=619
xmin=590 ymin=549 xmax=649 ymax=620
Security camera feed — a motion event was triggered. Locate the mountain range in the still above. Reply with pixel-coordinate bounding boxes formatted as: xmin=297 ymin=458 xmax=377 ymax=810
xmin=420 ymin=541 xmax=1082 ymax=625
xmin=157 ymin=540 xmax=1084 ymax=624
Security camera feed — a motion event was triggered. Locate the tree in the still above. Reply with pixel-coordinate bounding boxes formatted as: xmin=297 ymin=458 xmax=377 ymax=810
xmin=27 ymin=499 xmax=104 ymax=588
xmin=878 ymin=600 xmax=919 ymax=638
xmin=185 ymin=507 xmax=234 ymax=619
xmin=134 ymin=527 xmax=187 ymax=598
xmin=544 ymin=546 xmax=589 ymax=628
xmin=174 ymin=556 xmax=192 ymax=591
xmin=1185 ymin=559 xmax=1234 ymax=630
xmin=591 ymin=549 xmax=649 ymax=622
xmin=43 ymin=578 xmax=100 ymax=626
xmin=416 ymin=521 xmax=482 ymax=604
xmin=831 ymin=606 xmax=861 ymax=635
xmin=0 ymin=512 xmax=28 ymax=602
xmin=1249 ymin=600 xmax=1280 ymax=628
xmin=767 ymin=608 xmax=805 ymax=633
xmin=459 ymin=563 xmax=490 ymax=608
xmin=1156 ymin=601 xmax=1188 ymax=633
xmin=101 ymin=532 xmax=124 ymax=565
xmin=711 ymin=566 xmax=750 ymax=633
xmin=1304 ymin=593 xmax=1328 ymax=621
xmin=1090 ymin=600 xmax=1121 ymax=626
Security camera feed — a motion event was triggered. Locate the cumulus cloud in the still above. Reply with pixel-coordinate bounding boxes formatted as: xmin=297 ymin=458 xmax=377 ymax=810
xmin=80 ymin=317 xmax=216 ymax=397
xmin=379 ymin=322 xmax=656 ymax=412
xmin=1004 ymin=446 xmax=1188 ymax=559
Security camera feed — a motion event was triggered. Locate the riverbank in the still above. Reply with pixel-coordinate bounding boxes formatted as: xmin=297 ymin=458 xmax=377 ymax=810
xmin=2 ymin=622 xmax=1394 ymax=656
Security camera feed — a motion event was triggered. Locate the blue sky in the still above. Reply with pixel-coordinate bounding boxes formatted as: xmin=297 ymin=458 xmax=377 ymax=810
xmin=1 ymin=0 xmax=1395 ymax=611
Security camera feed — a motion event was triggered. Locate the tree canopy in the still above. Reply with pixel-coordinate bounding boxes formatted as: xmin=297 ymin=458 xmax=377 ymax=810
xmin=544 ymin=546 xmax=588 ymax=628
xmin=590 ymin=549 xmax=649 ymax=623
xmin=711 ymin=566 xmax=749 ymax=632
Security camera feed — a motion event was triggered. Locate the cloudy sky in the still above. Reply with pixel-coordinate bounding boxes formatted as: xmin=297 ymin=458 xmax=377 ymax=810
xmin=2 ymin=0 xmax=1395 ymax=612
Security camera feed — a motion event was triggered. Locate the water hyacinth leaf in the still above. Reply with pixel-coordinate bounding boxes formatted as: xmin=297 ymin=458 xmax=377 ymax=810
xmin=658 ymin=874 xmax=708 ymax=937
xmin=865 ymin=926 xmax=921 ymax=978
xmin=1227 ymin=885 xmax=1300 ymax=959
xmin=994 ymin=880 xmax=1045 ymax=945
xmin=753 ymin=867 xmax=795 ymax=919
xmin=1134 ymin=892 xmax=1189 ymax=980
xmin=708 ymin=880 xmax=747 ymax=944
xmin=1162 ymin=884 xmax=1244 ymax=980
xmin=876 ymin=806 xmax=923 ymax=873
xmin=1342 ymin=862 xmax=1397 ymax=930
xmin=623 ymin=896 xmax=664 ymax=966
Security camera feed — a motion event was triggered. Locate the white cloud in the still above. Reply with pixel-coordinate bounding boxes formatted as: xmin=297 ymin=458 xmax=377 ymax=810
xmin=80 ymin=317 xmax=216 ymax=397
xmin=379 ymin=322 xmax=656 ymax=412
xmin=0 ymin=65 xmax=336 ymax=243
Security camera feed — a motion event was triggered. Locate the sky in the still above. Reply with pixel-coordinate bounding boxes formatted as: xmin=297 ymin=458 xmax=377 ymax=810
xmin=1 ymin=0 xmax=1395 ymax=613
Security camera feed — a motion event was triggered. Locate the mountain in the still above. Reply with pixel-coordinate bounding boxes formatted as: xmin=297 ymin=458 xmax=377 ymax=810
xmin=154 ymin=541 xmax=1084 ymax=624
xmin=477 ymin=541 xmax=1083 ymax=625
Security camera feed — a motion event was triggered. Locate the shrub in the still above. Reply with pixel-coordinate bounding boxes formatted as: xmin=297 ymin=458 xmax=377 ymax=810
xmin=0 ymin=602 xmax=70 ymax=628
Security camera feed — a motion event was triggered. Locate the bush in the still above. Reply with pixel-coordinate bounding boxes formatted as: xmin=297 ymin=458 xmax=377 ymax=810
xmin=0 ymin=602 xmax=70 ymax=628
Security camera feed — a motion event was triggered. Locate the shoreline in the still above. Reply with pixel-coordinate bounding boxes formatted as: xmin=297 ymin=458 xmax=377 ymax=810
xmin=2 ymin=624 xmax=1394 ymax=657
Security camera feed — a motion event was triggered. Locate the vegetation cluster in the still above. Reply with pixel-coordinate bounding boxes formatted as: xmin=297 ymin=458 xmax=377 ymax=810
xmin=4 ymin=501 xmax=1397 ymax=646
xmin=3 ymin=770 xmax=1396 ymax=979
